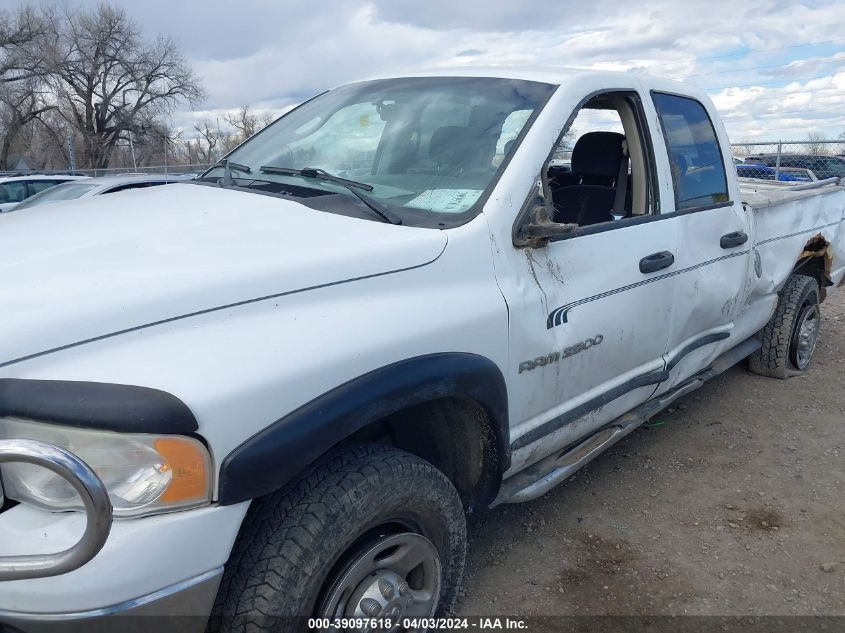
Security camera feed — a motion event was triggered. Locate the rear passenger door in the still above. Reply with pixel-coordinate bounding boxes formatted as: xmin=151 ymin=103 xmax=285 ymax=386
xmin=647 ymin=92 xmax=753 ymax=393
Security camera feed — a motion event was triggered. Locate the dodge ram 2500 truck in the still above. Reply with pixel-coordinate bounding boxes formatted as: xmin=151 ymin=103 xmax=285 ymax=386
xmin=1 ymin=68 xmax=843 ymax=632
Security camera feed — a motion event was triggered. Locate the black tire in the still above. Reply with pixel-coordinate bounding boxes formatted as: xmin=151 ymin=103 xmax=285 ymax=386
xmin=748 ymin=273 xmax=821 ymax=379
xmin=210 ymin=444 xmax=466 ymax=632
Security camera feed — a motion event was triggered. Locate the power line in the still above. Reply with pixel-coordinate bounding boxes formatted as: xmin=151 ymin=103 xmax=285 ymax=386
xmin=678 ymin=55 xmax=844 ymax=80
xmin=724 ymin=90 xmax=845 ymax=117
xmin=641 ymin=38 xmax=845 ymax=70
xmin=711 ymin=86 xmax=845 ymax=101
xmin=700 ymin=76 xmax=845 ymax=91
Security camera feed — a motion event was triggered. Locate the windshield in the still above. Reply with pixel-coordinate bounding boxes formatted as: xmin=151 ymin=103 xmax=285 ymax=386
xmin=204 ymin=76 xmax=556 ymax=226
xmin=13 ymin=182 xmax=98 ymax=209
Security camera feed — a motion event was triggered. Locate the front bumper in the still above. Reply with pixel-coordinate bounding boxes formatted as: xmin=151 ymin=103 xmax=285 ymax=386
xmin=0 ymin=568 xmax=221 ymax=633
xmin=0 ymin=501 xmax=247 ymax=617
xmin=0 ymin=439 xmax=249 ymax=631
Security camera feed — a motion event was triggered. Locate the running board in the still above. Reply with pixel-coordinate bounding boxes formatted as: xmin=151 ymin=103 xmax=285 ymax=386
xmin=492 ymin=337 xmax=760 ymax=507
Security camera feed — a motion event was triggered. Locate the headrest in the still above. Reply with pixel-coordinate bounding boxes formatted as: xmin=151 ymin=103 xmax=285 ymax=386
xmin=571 ymin=131 xmax=626 ymax=177
xmin=429 ymin=126 xmax=475 ymax=165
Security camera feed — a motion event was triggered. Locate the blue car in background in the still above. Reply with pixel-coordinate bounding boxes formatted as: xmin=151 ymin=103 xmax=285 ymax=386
xmin=736 ymin=163 xmax=807 ymax=182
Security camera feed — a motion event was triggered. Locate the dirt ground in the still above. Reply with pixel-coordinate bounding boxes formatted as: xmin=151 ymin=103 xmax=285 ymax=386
xmin=457 ymin=289 xmax=845 ymax=617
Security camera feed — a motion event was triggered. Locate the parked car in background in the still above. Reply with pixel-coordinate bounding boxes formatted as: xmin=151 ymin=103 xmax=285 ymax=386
xmin=736 ymin=164 xmax=805 ymax=182
xmin=0 ymin=173 xmax=89 ymax=211
xmin=746 ymin=154 xmax=845 ymax=180
xmin=9 ymin=173 xmax=193 ymax=212
xmin=778 ymin=167 xmax=817 ymax=181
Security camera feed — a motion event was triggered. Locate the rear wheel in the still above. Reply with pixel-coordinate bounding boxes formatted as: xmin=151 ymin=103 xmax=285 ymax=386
xmin=748 ymin=274 xmax=821 ymax=378
xmin=211 ymin=444 xmax=466 ymax=632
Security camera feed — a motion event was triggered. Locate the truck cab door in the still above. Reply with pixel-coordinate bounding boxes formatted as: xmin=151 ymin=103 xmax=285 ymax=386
xmin=646 ymin=92 xmax=754 ymax=394
xmin=491 ymin=88 xmax=679 ymax=474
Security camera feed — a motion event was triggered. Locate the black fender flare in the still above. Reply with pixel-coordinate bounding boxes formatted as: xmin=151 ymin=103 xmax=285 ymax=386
xmin=217 ymin=353 xmax=510 ymax=505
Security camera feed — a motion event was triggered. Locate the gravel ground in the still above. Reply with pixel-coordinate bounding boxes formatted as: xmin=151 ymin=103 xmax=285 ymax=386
xmin=457 ymin=288 xmax=845 ymax=617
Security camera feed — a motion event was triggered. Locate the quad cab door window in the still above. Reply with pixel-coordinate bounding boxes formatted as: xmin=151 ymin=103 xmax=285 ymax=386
xmin=499 ymin=91 xmax=677 ymax=465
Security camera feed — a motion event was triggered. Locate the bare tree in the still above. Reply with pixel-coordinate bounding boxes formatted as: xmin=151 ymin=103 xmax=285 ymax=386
xmin=224 ymin=105 xmax=272 ymax=143
xmin=131 ymin=119 xmax=180 ymax=168
xmin=44 ymin=4 xmax=205 ymax=169
xmin=0 ymin=5 xmax=48 ymax=83
xmin=0 ymin=6 xmax=55 ymax=169
xmin=190 ymin=119 xmax=222 ymax=163
xmin=0 ymin=80 xmax=56 ymax=169
xmin=805 ymin=131 xmax=829 ymax=155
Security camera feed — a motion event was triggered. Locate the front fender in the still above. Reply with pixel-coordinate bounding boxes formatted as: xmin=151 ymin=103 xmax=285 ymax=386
xmin=217 ymin=353 xmax=509 ymax=505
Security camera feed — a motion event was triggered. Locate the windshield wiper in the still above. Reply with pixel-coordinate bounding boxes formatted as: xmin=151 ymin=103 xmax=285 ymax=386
xmin=208 ymin=159 xmax=252 ymax=188
xmin=259 ymin=165 xmax=402 ymax=225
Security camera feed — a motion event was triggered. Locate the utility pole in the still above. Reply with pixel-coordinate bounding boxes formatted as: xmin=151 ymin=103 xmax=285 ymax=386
xmin=66 ymin=132 xmax=76 ymax=171
xmin=216 ymin=117 xmax=223 ymax=161
xmin=128 ymin=131 xmax=137 ymax=172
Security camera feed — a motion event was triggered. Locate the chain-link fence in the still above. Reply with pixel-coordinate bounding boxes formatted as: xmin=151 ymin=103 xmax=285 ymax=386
xmin=730 ymin=140 xmax=845 ymax=182
xmin=73 ymin=163 xmax=212 ymax=178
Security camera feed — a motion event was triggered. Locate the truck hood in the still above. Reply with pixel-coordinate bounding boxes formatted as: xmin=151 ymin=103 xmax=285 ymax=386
xmin=0 ymin=183 xmax=447 ymax=366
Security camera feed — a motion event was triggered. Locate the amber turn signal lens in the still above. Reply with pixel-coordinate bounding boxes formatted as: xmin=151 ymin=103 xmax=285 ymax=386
xmin=154 ymin=437 xmax=211 ymax=504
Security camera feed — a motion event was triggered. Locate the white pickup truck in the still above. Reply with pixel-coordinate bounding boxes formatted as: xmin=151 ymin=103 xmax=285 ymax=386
xmin=0 ymin=68 xmax=843 ymax=632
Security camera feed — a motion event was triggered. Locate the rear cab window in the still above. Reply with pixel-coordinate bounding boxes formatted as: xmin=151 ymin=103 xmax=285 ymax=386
xmin=651 ymin=93 xmax=729 ymax=211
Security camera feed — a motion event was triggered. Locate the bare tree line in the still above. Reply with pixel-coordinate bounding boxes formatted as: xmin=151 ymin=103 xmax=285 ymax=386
xmin=0 ymin=3 xmax=273 ymax=172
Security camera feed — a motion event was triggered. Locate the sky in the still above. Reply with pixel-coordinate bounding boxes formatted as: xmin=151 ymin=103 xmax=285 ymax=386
xmin=20 ymin=0 xmax=845 ymax=142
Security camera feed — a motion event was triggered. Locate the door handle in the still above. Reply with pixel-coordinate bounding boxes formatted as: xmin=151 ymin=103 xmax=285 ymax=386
xmin=639 ymin=251 xmax=675 ymax=274
xmin=720 ymin=231 xmax=748 ymax=249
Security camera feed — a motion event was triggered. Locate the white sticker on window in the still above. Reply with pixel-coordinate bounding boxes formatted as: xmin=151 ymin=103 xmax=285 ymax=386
xmin=405 ymin=189 xmax=483 ymax=214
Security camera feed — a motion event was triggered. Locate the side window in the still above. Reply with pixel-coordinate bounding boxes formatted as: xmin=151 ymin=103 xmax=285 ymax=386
xmin=652 ymin=93 xmax=729 ymax=210
xmin=0 ymin=181 xmax=27 ymax=203
xmin=544 ymin=91 xmax=654 ymax=229
xmin=28 ymin=180 xmax=61 ymax=196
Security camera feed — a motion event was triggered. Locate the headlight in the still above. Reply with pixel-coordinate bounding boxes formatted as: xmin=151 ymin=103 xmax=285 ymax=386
xmin=0 ymin=418 xmax=211 ymax=517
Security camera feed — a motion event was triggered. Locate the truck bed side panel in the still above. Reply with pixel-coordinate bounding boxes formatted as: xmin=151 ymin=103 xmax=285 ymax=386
xmin=744 ymin=183 xmax=845 ymax=305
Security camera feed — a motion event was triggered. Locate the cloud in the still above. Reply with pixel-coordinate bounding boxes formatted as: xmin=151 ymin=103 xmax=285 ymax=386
xmin=68 ymin=0 xmax=845 ymax=141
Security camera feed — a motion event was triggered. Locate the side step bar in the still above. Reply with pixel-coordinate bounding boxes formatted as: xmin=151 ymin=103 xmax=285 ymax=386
xmin=492 ymin=337 xmax=760 ymax=507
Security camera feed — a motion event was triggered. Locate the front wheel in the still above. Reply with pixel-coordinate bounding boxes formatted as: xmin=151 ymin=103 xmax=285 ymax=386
xmin=211 ymin=444 xmax=466 ymax=632
xmin=748 ymin=273 xmax=821 ymax=378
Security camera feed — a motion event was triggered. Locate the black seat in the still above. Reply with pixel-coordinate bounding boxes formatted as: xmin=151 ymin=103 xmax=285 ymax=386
xmin=429 ymin=126 xmax=476 ymax=174
xmin=553 ymin=131 xmax=627 ymax=226
xmin=407 ymin=126 xmax=478 ymax=175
